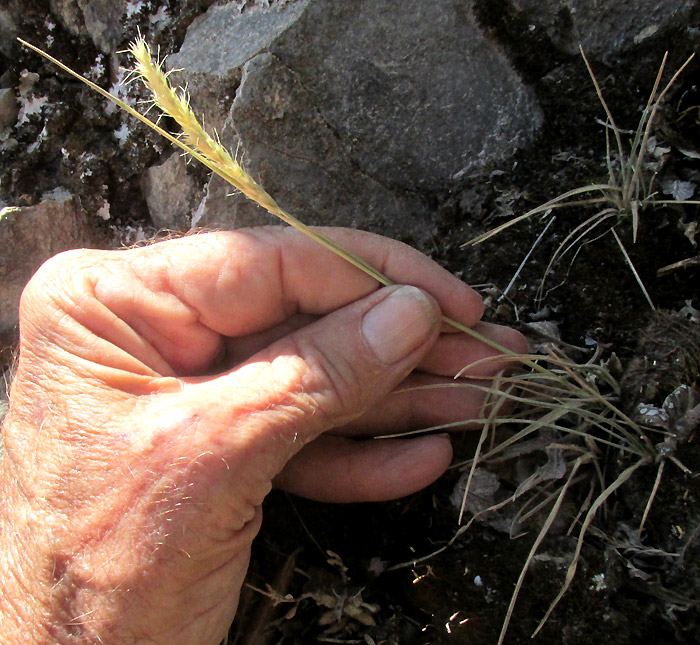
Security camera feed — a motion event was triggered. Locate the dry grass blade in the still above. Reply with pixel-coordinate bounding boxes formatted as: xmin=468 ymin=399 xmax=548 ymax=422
xmin=463 ymin=186 xmax=611 ymax=246
xmin=611 ymin=227 xmax=655 ymax=309
xmin=657 ymin=254 xmax=700 ymax=276
xmin=536 ymin=209 xmax=617 ymax=303
xmin=502 ymin=215 xmax=556 ymax=299
xmin=497 ymin=455 xmax=590 ymax=645
xmin=639 ymin=460 xmax=665 ymax=537
xmin=579 ymin=47 xmax=627 ymax=182
xmin=625 ymin=53 xmax=693 ymax=215
xmin=457 ymin=375 xmax=511 ymax=525
xmin=532 ymin=456 xmax=651 ymax=637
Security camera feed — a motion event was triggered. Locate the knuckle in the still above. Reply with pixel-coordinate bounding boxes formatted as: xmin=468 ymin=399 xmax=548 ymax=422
xmin=19 ymin=249 xmax=103 ymax=331
xmin=22 ymin=249 xmax=93 ymax=302
xmin=300 ymin=338 xmax=366 ymax=426
xmin=30 ymin=248 xmax=94 ymax=281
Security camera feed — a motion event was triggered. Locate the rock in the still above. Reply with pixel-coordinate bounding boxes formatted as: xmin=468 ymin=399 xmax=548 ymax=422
xmin=79 ymin=0 xmax=128 ymax=53
xmin=141 ymin=151 xmax=201 ymax=231
xmin=172 ymin=0 xmax=541 ymax=235
xmin=50 ymin=0 xmax=128 ymax=53
xmin=271 ymin=0 xmax=541 ymax=192
xmin=0 ymin=7 xmax=16 ymax=58
xmin=193 ymin=53 xmax=433 ymax=240
xmin=0 ymin=88 xmax=18 ymax=129
xmin=509 ymin=0 xmax=694 ymax=59
xmin=50 ymin=0 xmax=85 ymax=39
xmin=167 ymin=0 xmax=311 ymax=134
xmin=0 ymin=195 xmax=104 ymax=358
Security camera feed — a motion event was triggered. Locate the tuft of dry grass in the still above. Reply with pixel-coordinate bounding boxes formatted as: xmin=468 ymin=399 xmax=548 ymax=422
xmin=387 ymin=345 xmax=688 ymax=643
xmin=465 ymin=49 xmax=698 ymax=310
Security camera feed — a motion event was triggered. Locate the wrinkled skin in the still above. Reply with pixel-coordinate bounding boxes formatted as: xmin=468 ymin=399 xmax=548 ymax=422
xmin=0 ymin=227 xmax=526 ymax=644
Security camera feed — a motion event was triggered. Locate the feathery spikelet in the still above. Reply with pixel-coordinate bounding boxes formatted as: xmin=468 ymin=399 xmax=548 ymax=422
xmin=128 ymin=38 xmax=280 ymax=215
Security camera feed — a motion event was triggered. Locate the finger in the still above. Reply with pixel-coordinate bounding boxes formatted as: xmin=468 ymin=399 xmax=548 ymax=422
xmin=225 ymin=319 xmax=527 ymax=378
xmin=273 ymin=434 xmax=453 ymax=502
xmin=86 ymin=227 xmax=483 ymax=373
xmin=208 ymin=314 xmax=528 ymax=444
xmin=190 ymin=285 xmax=442 ymax=474
xmin=419 ymin=321 xmax=530 ymax=377
xmin=331 ymin=322 xmax=528 ymax=436
xmin=335 ymin=372 xmax=498 ymax=436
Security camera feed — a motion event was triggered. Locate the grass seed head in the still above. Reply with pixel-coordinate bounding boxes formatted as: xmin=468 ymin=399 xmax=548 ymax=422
xmin=128 ymin=37 xmax=279 ymax=213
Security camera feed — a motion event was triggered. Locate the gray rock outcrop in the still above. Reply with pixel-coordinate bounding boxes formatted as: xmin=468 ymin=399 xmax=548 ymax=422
xmin=509 ymin=0 xmax=694 ymax=58
xmin=167 ymin=0 xmax=543 ymax=236
xmin=0 ymin=195 xmax=103 ymax=354
xmin=141 ymin=151 xmax=201 ymax=231
xmin=50 ymin=0 xmax=128 ymax=53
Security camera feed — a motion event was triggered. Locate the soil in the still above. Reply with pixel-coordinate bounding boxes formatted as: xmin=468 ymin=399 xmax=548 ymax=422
xmin=2 ymin=2 xmax=700 ymax=644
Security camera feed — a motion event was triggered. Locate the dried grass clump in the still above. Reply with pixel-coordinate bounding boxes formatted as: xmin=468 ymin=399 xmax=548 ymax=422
xmin=466 ymin=49 xmax=698 ymax=310
xmin=388 ymin=343 xmax=693 ymax=643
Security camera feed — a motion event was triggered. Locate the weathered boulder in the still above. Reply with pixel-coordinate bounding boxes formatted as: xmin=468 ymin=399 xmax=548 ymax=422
xmin=141 ymin=151 xmax=201 ymax=231
xmin=0 ymin=88 xmax=18 ymax=130
xmin=0 ymin=195 xmax=104 ymax=358
xmin=168 ymin=0 xmax=311 ymax=134
xmin=191 ymin=53 xmax=431 ymax=239
xmin=49 ymin=0 xmax=128 ymax=53
xmin=509 ymin=0 xmax=694 ymax=58
xmin=169 ymin=0 xmax=542 ymax=235
xmin=270 ymin=1 xmax=541 ymax=192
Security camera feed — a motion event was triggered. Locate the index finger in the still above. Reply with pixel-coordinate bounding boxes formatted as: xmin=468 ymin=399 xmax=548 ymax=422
xmin=59 ymin=226 xmax=484 ymax=375
xmin=125 ymin=226 xmax=484 ymax=336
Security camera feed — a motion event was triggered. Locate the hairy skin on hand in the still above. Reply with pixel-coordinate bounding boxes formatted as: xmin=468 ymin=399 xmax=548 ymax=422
xmin=0 ymin=228 xmax=527 ymax=643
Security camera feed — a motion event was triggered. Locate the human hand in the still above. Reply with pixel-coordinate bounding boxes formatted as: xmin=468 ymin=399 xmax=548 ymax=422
xmin=0 ymin=227 xmax=526 ymax=643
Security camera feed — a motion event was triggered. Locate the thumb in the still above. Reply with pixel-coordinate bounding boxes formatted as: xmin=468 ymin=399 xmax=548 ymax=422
xmin=275 ymin=284 xmax=441 ymax=434
xmin=204 ymin=284 xmax=441 ymax=465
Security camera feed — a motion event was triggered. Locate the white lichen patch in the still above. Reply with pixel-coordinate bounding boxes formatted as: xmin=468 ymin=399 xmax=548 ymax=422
xmin=97 ymin=198 xmax=111 ymax=220
xmin=41 ymin=187 xmax=73 ymax=201
xmin=88 ymin=55 xmax=106 ymax=82
xmin=150 ymin=6 xmax=171 ymax=27
xmin=105 ymin=67 xmax=132 ymax=115
xmin=590 ymin=573 xmax=607 ymax=592
xmin=113 ymin=122 xmax=130 ymax=145
xmin=126 ymin=1 xmax=144 ymax=18
xmin=17 ymin=70 xmax=48 ymax=126
xmin=45 ymin=19 xmax=55 ymax=47
xmin=26 ymin=123 xmax=49 ymax=153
